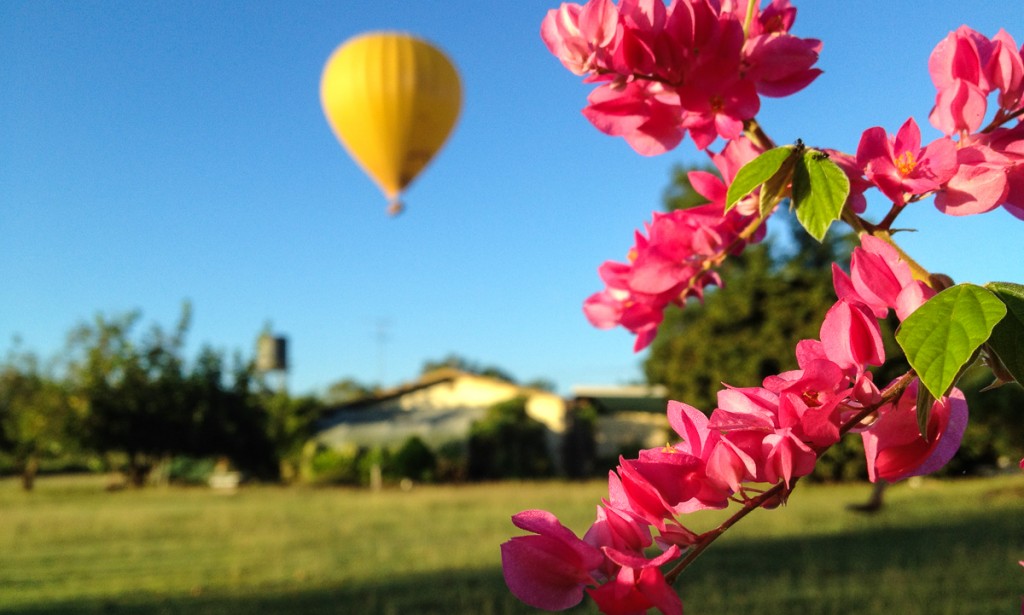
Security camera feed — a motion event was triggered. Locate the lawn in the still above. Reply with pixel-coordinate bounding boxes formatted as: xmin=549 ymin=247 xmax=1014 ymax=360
xmin=0 ymin=474 xmax=1022 ymax=614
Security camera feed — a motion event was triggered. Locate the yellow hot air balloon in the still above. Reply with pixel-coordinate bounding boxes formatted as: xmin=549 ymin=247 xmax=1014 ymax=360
xmin=320 ymin=32 xmax=462 ymax=215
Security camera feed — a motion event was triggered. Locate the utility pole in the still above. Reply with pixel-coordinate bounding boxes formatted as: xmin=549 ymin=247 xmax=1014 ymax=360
xmin=375 ymin=319 xmax=391 ymax=385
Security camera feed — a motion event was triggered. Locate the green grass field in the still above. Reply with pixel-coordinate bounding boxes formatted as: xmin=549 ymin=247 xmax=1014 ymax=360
xmin=1 ymin=474 xmax=1022 ymax=614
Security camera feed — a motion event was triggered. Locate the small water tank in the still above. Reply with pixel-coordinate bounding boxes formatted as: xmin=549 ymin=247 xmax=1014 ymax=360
xmin=256 ymin=334 xmax=288 ymax=372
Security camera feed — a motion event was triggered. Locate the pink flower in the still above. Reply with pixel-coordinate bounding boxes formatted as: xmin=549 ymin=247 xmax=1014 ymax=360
xmin=928 ymin=26 xmax=993 ymax=93
xmin=984 ymin=124 xmax=1024 ymax=218
xmin=707 ymin=379 xmax=826 ymax=488
xmin=765 ymin=358 xmax=853 ymax=448
xmin=986 ymin=29 xmax=1024 ymax=112
xmin=818 ymin=300 xmax=885 ymax=376
xmin=860 ymin=381 xmax=969 ymax=483
xmin=541 ymin=0 xmax=620 ymax=76
xmin=584 ymin=80 xmax=687 ymax=156
xmin=934 ymin=124 xmax=1024 ymax=218
xmin=616 ymin=455 xmax=693 ymax=527
xmin=584 ymin=497 xmax=655 ymax=580
xmin=705 ymin=432 xmax=760 ymax=492
xmin=857 ymin=117 xmax=958 ymax=205
xmin=543 ymin=0 xmax=822 ymax=154
xmin=835 ymin=235 xmax=913 ymax=317
xmin=583 ymin=259 xmax=666 ymax=351
xmin=929 ymin=79 xmax=988 ymax=136
xmin=583 ymin=199 xmax=759 ymax=351
xmin=927 ymin=26 xmax=993 ymax=135
xmin=742 ymin=25 xmax=823 ymax=97
xmin=501 ymin=509 xmax=605 ymax=610
xmin=678 ymin=74 xmax=760 ymax=150
xmin=588 ymin=558 xmax=683 ymax=615
xmin=710 ymin=385 xmax=779 ymax=433
xmin=676 ymin=16 xmax=760 ymax=149
xmin=626 ymin=401 xmax=735 ymax=514
xmin=761 ymin=427 xmax=817 ymax=487
xmin=928 ymin=26 xmax=1024 ymax=134
xmin=586 ymin=502 xmax=653 ymax=558
xmin=831 ymin=235 xmax=935 ymax=321
xmin=934 ymin=144 xmax=1010 ymax=215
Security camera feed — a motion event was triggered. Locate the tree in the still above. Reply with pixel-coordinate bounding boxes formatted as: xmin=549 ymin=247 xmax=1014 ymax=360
xmin=468 ymin=396 xmax=552 ymax=479
xmin=185 ymin=348 xmax=279 ymax=480
xmin=0 ymin=348 xmax=77 ymax=490
xmin=421 ymin=353 xmax=517 ymax=383
xmin=66 ymin=304 xmax=279 ymax=485
xmin=391 ymin=435 xmax=437 ymax=482
xmin=66 ymin=309 xmax=192 ymax=485
xmin=322 ymin=377 xmax=378 ymax=406
xmin=262 ymin=389 xmax=325 ymax=483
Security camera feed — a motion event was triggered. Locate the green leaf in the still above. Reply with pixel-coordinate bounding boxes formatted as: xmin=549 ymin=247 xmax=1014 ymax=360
xmin=984 ymin=281 xmax=1024 ymax=386
xmin=726 ymin=145 xmax=797 ymax=212
xmin=914 ymin=384 xmax=936 ymax=441
xmin=791 ymin=151 xmax=850 ymax=241
xmin=896 ymin=283 xmax=1008 ymax=401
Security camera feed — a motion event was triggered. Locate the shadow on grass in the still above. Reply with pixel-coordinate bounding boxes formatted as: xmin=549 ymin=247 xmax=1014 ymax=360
xmin=4 ymin=510 xmax=1021 ymax=615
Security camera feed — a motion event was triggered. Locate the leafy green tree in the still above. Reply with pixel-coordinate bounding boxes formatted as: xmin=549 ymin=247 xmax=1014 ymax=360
xmin=322 ymin=377 xmax=378 ymax=405
xmin=66 ymin=309 xmax=192 ymax=485
xmin=0 ymin=348 xmax=78 ymax=490
xmin=66 ymin=304 xmax=280 ymax=485
xmin=262 ymin=389 xmax=325 ymax=483
xmin=186 ymin=348 xmax=279 ymax=480
xmin=467 ymin=396 xmax=552 ymax=479
xmin=523 ymin=378 xmax=557 ymax=392
xmin=421 ymin=354 xmax=517 ymax=383
xmin=391 ymin=435 xmax=437 ymax=482
xmin=560 ymin=399 xmax=598 ymax=479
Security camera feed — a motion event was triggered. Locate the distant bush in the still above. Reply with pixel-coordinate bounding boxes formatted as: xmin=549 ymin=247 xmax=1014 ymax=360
xmin=304 ymin=443 xmax=361 ymax=485
xmin=391 ymin=436 xmax=436 ymax=482
xmin=167 ymin=456 xmax=218 ymax=485
xmin=356 ymin=446 xmax=391 ymax=487
xmin=811 ymin=435 xmax=867 ymax=482
xmin=468 ymin=396 xmax=552 ymax=480
xmin=561 ymin=401 xmax=597 ymax=479
xmin=435 ymin=440 xmax=468 ymax=482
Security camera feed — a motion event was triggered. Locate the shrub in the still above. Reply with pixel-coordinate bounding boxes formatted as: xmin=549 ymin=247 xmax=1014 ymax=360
xmin=391 ymin=436 xmax=436 ymax=482
xmin=468 ymin=396 xmax=552 ymax=480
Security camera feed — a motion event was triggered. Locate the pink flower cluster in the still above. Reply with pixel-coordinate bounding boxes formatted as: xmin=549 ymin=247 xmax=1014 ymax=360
xmin=583 ymin=137 xmax=766 ymax=351
xmin=503 ymin=235 xmax=969 ymax=614
xmin=541 ymin=0 xmax=821 ymax=154
xmin=854 ymin=27 xmax=1024 ymax=218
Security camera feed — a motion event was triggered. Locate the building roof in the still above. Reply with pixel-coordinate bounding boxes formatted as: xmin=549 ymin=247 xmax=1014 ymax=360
xmin=315 ymin=368 xmax=566 ymax=449
xmin=327 ymin=367 xmax=560 ymax=412
xmin=571 ymin=384 xmax=668 ymax=414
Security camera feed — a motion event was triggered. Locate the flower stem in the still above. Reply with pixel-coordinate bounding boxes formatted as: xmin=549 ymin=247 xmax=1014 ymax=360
xmin=743 ymin=119 xmax=777 ymax=151
xmin=743 ymin=0 xmax=759 ymax=37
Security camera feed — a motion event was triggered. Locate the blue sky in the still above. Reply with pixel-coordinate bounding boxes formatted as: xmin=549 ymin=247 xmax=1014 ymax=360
xmin=2 ymin=1 xmax=1021 ymax=397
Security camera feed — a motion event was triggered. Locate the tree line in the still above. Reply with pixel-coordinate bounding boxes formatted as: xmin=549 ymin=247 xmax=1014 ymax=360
xmin=0 ymin=304 xmax=566 ymax=491
xmin=0 ymin=304 xmax=323 ymax=490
